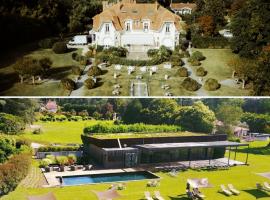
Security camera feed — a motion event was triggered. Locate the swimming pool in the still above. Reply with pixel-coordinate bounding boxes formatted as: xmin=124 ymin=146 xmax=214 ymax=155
xmin=59 ymin=171 xmax=159 ymax=186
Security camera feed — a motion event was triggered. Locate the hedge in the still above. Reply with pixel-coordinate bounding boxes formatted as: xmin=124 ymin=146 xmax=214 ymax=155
xmin=178 ymin=67 xmax=189 ymax=77
xmin=84 ymin=123 xmax=182 ymax=134
xmin=84 ymin=78 xmax=95 ymax=89
xmin=196 ymin=67 xmax=207 ymax=77
xmin=38 ymin=38 xmax=58 ymax=49
xmin=37 ymin=146 xmax=80 ymax=152
xmin=61 ymin=78 xmax=76 ymax=91
xmin=192 ymin=35 xmax=230 ymax=49
xmin=0 ymin=153 xmax=31 ymax=196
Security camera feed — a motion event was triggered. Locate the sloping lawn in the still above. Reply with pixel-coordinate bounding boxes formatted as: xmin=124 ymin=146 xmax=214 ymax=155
xmin=2 ymin=141 xmax=270 ymax=200
xmin=22 ymin=120 xmax=113 ymax=144
xmin=0 ymin=48 xmax=82 ymax=96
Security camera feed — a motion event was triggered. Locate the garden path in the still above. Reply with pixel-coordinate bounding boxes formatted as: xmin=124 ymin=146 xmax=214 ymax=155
xmin=182 ymin=57 xmax=208 ymax=96
xmin=133 ymin=81 xmax=149 ymax=96
xmin=70 ymin=64 xmax=92 ymax=96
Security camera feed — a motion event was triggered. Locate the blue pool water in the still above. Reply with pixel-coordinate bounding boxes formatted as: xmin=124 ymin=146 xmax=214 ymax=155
xmin=59 ymin=171 xmax=158 ymax=186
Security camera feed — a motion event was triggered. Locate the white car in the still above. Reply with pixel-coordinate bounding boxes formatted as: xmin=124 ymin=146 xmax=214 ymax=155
xmin=222 ymin=30 xmax=233 ymax=38
xmin=68 ymin=35 xmax=88 ymax=45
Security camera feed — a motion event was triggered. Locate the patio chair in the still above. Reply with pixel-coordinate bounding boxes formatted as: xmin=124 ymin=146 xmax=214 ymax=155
xmin=144 ymin=191 xmax=154 ymax=200
xmin=256 ymin=183 xmax=264 ymax=191
xmin=154 ymin=191 xmax=164 ymax=200
xmin=228 ymin=184 xmax=240 ymax=195
xmin=168 ymin=169 xmax=177 ymax=177
xmin=263 ymin=182 xmax=270 ymax=191
xmin=220 ymin=185 xmax=232 ymax=196
xmin=147 ymin=180 xmax=159 ymax=187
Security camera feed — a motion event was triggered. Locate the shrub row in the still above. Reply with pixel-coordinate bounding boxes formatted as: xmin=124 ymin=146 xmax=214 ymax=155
xmin=84 ymin=123 xmax=182 ymax=134
xmin=37 ymin=146 xmax=80 ymax=152
xmin=0 ymin=153 xmax=31 ymax=196
xmin=192 ymin=35 xmax=230 ymax=49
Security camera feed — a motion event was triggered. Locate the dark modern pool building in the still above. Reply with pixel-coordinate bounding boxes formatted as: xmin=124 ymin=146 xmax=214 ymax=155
xmin=82 ymin=134 xmax=249 ymax=168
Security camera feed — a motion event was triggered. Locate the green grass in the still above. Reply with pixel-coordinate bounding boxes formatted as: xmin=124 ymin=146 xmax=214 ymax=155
xmin=0 ymin=46 xmax=250 ymax=96
xmin=22 ymin=120 xmax=113 ymax=144
xmin=2 ymin=141 xmax=270 ymax=200
xmin=92 ymin=132 xmax=206 ymax=139
xmin=193 ymin=48 xmax=250 ymax=96
xmin=0 ymin=48 xmax=83 ymax=96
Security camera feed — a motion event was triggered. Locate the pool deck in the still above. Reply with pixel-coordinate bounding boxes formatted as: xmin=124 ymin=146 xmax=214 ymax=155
xmin=43 ymin=168 xmax=145 ymax=187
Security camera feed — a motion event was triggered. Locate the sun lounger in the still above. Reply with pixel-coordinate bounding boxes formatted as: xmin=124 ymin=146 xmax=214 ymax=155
xmin=154 ymin=191 xmax=164 ymax=200
xmin=221 ymin=185 xmax=232 ymax=196
xmin=144 ymin=191 xmax=154 ymax=200
xmin=263 ymin=182 xmax=270 ymax=190
xmin=228 ymin=184 xmax=240 ymax=195
xmin=147 ymin=180 xmax=159 ymax=187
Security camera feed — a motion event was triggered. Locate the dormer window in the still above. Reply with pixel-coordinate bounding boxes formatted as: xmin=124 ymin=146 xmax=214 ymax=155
xmin=126 ymin=22 xmax=131 ymax=31
xmin=165 ymin=24 xmax=170 ymax=33
xmin=105 ymin=24 xmax=110 ymax=33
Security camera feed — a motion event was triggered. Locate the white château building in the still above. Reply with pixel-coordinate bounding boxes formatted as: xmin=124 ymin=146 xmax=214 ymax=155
xmin=89 ymin=0 xmax=185 ymax=51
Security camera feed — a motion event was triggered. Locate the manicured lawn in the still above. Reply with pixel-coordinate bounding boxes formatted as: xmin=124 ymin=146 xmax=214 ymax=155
xmin=2 ymin=141 xmax=270 ymax=200
xmin=0 ymin=48 xmax=83 ymax=96
xmin=0 ymin=46 xmax=250 ymax=96
xmin=22 ymin=120 xmax=113 ymax=144
xmin=193 ymin=48 xmax=250 ymax=96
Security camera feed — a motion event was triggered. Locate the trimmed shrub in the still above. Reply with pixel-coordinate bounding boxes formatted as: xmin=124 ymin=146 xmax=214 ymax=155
xmin=37 ymin=146 xmax=79 ymax=152
xmin=61 ymin=78 xmax=75 ymax=91
xmin=38 ymin=38 xmax=57 ymax=49
xmin=84 ymin=123 xmax=182 ymax=134
xmin=196 ymin=67 xmax=207 ymax=77
xmin=88 ymin=66 xmax=102 ymax=76
xmin=204 ymin=78 xmax=220 ymax=91
xmin=72 ymin=66 xmax=82 ymax=75
xmin=0 ymin=153 xmax=31 ymax=196
xmin=188 ymin=58 xmax=201 ymax=66
xmin=72 ymin=52 xmax=78 ymax=60
xmin=182 ymin=77 xmax=201 ymax=91
xmin=52 ymin=42 xmax=68 ymax=54
xmin=191 ymin=35 xmax=229 ymax=48
xmin=191 ymin=51 xmax=205 ymax=61
xmin=178 ymin=67 xmax=189 ymax=77
xmin=147 ymin=49 xmax=159 ymax=57
xmin=84 ymin=78 xmax=95 ymax=89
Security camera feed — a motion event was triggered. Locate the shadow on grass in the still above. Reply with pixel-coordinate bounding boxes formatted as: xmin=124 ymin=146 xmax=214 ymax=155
xmin=0 ymin=72 xmax=19 ymax=93
xmin=243 ymin=189 xmax=270 ymax=199
xmin=48 ymin=66 xmax=72 ymax=80
xmin=233 ymin=145 xmax=270 ymax=156
xmin=169 ymin=194 xmax=189 ymax=200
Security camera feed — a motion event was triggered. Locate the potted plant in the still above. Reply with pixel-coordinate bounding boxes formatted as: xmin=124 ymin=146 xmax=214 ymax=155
xmin=56 ymin=156 xmax=68 ymax=172
xmin=40 ymin=158 xmax=52 ymax=172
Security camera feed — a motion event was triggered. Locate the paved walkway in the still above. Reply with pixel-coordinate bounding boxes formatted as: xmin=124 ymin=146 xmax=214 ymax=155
xmin=70 ymin=64 xmax=92 ymax=96
xmin=133 ymin=81 xmax=149 ymax=96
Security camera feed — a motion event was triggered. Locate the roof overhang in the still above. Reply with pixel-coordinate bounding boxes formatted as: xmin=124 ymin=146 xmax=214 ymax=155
xmin=136 ymin=141 xmax=248 ymax=151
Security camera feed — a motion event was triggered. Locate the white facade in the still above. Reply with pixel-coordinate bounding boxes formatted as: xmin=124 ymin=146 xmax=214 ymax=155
xmin=90 ymin=20 xmax=180 ymax=50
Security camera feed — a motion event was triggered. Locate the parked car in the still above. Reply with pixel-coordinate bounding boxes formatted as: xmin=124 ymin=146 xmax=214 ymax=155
xmin=221 ymin=29 xmax=233 ymax=38
xmin=68 ymin=35 xmax=88 ymax=45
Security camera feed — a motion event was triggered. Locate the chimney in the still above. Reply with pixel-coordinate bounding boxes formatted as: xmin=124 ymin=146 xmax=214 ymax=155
xmin=102 ymin=1 xmax=108 ymax=11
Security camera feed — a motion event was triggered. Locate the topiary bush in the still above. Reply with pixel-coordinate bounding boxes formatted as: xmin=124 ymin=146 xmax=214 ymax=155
xmin=188 ymin=58 xmax=201 ymax=66
xmin=84 ymin=78 xmax=95 ymax=89
xmin=191 ymin=51 xmax=205 ymax=61
xmin=72 ymin=66 xmax=82 ymax=75
xmin=88 ymin=66 xmax=102 ymax=76
xmin=52 ymin=42 xmax=68 ymax=54
xmin=196 ymin=67 xmax=207 ymax=77
xmin=204 ymin=78 xmax=220 ymax=91
xmin=182 ymin=77 xmax=201 ymax=91
xmin=61 ymin=78 xmax=75 ymax=91
xmin=178 ymin=67 xmax=189 ymax=77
